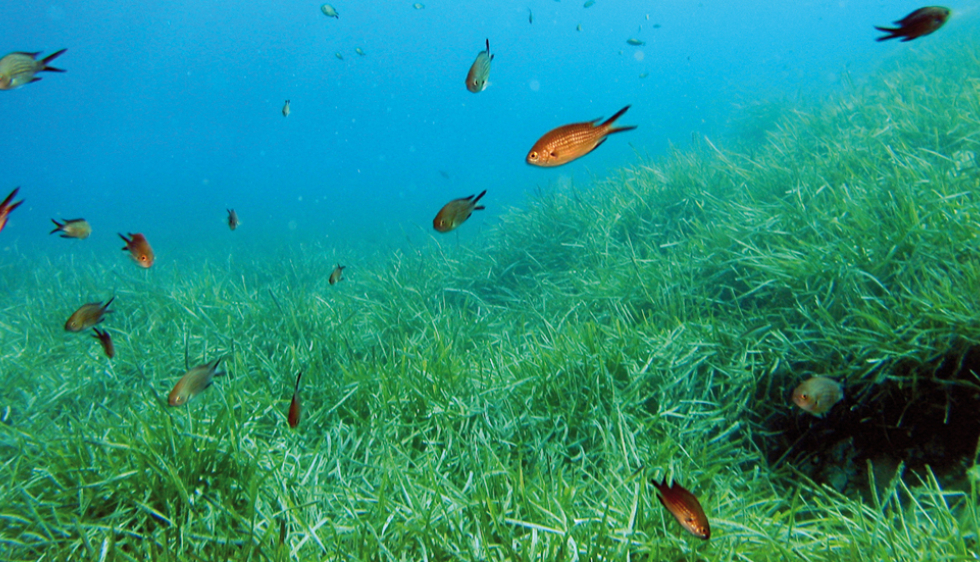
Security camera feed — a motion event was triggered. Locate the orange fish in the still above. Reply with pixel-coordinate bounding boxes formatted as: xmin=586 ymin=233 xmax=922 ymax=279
xmin=119 ymin=232 xmax=155 ymax=268
xmin=65 ymin=297 xmax=114 ymax=332
xmin=92 ymin=328 xmax=115 ymax=359
xmin=329 ymin=264 xmax=345 ymax=285
xmin=876 ymin=7 xmax=949 ymax=42
xmin=526 ymin=105 xmax=637 ymax=167
xmin=465 ymin=39 xmax=493 ymax=93
xmin=792 ymin=376 xmax=843 ymax=417
xmin=0 ymin=49 xmax=66 ymax=90
xmin=652 ymin=478 xmax=710 ymax=540
xmin=50 ymin=218 xmax=91 ymax=239
xmin=168 ymin=358 xmax=224 ymax=407
xmin=433 ymin=190 xmax=486 ymax=233
xmin=0 ymin=187 xmax=24 ymax=234
xmin=288 ymin=371 xmax=303 ymax=428
xmin=227 ymin=209 xmax=239 ymax=231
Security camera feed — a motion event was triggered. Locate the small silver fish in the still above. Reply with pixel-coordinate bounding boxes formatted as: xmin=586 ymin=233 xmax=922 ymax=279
xmin=355 ymin=48 xmax=366 ymax=56
xmin=627 ymin=38 xmax=645 ymax=46
xmin=320 ymin=4 xmax=339 ymax=18
xmin=335 ymin=52 xmax=344 ymax=60
xmin=413 ymin=3 xmax=425 ymax=9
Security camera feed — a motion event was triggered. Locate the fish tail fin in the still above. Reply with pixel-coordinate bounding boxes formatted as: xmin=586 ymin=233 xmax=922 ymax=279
xmin=874 ymin=26 xmax=900 ymax=41
xmin=41 ymin=49 xmax=67 ymax=72
xmin=0 ymin=187 xmax=19 ymax=208
xmin=50 ymin=219 xmax=64 ymax=235
xmin=607 ymin=125 xmax=638 ymax=136
xmin=472 ymin=190 xmax=487 ymax=205
xmin=103 ymin=296 xmax=115 ymax=312
xmin=294 ymin=371 xmax=303 ymax=393
xmin=601 ymin=105 xmax=632 ymax=128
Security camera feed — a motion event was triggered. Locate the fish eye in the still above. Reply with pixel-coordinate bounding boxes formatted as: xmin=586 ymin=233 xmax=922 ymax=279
xmin=529 ymin=151 xmax=538 ymax=160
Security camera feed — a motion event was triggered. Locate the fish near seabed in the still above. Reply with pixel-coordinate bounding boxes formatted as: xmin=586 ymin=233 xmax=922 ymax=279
xmin=282 ymin=100 xmax=290 ymax=117
xmin=329 ymin=264 xmax=345 ymax=285
xmin=227 ymin=208 xmax=239 ymax=230
xmin=526 ymin=105 xmax=637 ymax=167
xmin=119 ymin=232 xmax=155 ymax=268
xmin=92 ymin=328 xmax=115 ymax=359
xmin=465 ymin=39 xmax=494 ymax=93
xmin=287 ymin=372 xmax=303 ymax=428
xmin=320 ymin=3 xmax=339 ymax=18
xmin=0 ymin=187 xmax=24 ymax=234
xmin=433 ymin=190 xmax=486 ymax=233
xmin=792 ymin=376 xmax=843 ymax=417
xmin=876 ymin=7 xmax=949 ymax=42
xmin=65 ymin=297 xmax=114 ymax=332
xmin=50 ymin=218 xmax=91 ymax=239
xmin=0 ymin=49 xmax=66 ymax=90
xmin=652 ymin=478 xmax=710 ymax=540
xmin=169 ymin=358 xmax=224 ymax=407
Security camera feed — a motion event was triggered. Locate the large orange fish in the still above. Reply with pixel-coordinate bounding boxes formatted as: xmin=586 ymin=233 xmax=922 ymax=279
xmin=0 ymin=49 xmax=66 ymax=90
xmin=65 ymin=297 xmax=114 ymax=332
xmin=791 ymin=376 xmax=843 ymax=417
xmin=652 ymin=478 xmax=710 ymax=540
xmin=50 ymin=218 xmax=91 ymax=239
xmin=168 ymin=358 xmax=224 ymax=407
xmin=465 ymin=39 xmax=493 ymax=93
xmin=92 ymin=328 xmax=115 ymax=359
xmin=526 ymin=105 xmax=637 ymax=167
xmin=0 ymin=187 xmax=24 ymax=234
xmin=433 ymin=190 xmax=486 ymax=233
xmin=119 ymin=232 xmax=155 ymax=268
xmin=876 ymin=7 xmax=949 ymax=42
xmin=288 ymin=372 xmax=303 ymax=428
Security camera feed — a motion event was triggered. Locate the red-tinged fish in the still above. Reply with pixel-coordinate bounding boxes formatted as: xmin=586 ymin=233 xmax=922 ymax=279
xmin=168 ymin=358 xmax=224 ymax=407
xmin=792 ymin=376 xmax=843 ymax=417
xmin=227 ymin=208 xmax=239 ymax=231
xmin=288 ymin=371 xmax=303 ymax=428
xmin=329 ymin=264 xmax=345 ymax=285
xmin=652 ymin=478 xmax=710 ymax=540
xmin=65 ymin=297 xmax=114 ymax=332
xmin=876 ymin=7 xmax=949 ymax=42
xmin=50 ymin=218 xmax=91 ymax=239
xmin=465 ymin=39 xmax=494 ymax=93
xmin=526 ymin=105 xmax=637 ymax=167
xmin=0 ymin=187 xmax=24 ymax=234
xmin=119 ymin=232 xmax=155 ymax=268
xmin=0 ymin=49 xmax=66 ymax=90
xmin=92 ymin=328 xmax=115 ymax=359
xmin=433 ymin=190 xmax=486 ymax=233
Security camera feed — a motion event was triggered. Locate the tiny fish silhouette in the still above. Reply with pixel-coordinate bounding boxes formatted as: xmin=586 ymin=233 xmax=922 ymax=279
xmin=282 ymin=100 xmax=290 ymax=117
xmin=329 ymin=264 xmax=345 ymax=285
xmin=0 ymin=187 xmax=24 ymax=234
xmin=119 ymin=232 xmax=155 ymax=268
xmin=320 ymin=3 xmax=339 ymax=18
xmin=50 ymin=218 xmax=91 ymax=239
xmin=433 ymin=190 xmax=486 ymax=233
xmin=652 ymin=478 xmax=710 ymax=540
xmin=875 ymin=7 xmax=949 ymax=42
xmin=792 ymin=376 xmax=843 ymax=417
xmin=92 ymin=328 xmax=115 ymax=359
xmin=526 ymin=105 xmax=636 ymax=167
xmin=288 ymin=371 xmax=303 ymax=428
xmin=227 ymin=208 xmax=239 ymax=230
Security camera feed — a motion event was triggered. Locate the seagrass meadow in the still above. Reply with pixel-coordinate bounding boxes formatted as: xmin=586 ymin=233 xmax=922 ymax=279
xmin=4 ymin=41 xmax=980 ymax=562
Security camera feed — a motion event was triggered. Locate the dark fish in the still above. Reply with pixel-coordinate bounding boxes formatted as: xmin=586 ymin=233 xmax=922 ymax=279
xmin=329 ymin=264 xmax=345 ymax=285
xmin=282 ymin=100 xmax=290 ymax=117
xmin=652 ymin=478 xmax=710 ymax=540
xmin=0 ymin=187 xmax=24 ymax=234
xmin=433 ymin=190 xmax=486 ymax=233
xmin=119 ymin=232 xmax=155 ymax=268
xmin=465 ymin=39 xmax=494 ymax=93
xmin=526 ymin=105 xmax=637 ymax=167
xmin=529 ymin=8 xmax=533 ymax=24
xmin=50 ymin=218 xmax=91 ymax=239
xmin=876 ymin=7 xmax=949 ymax=42
xmin=65 ymin=297 xmax=114 ymax=332
xmin=92 ymin=328 xmax=115 ymax=359
xmin=0 ymin=49 xmax=66 ymax=90
xmin=169 ymin=358 xmax=224 ymax=407
xmin=227 ymin=209 xmax=239 ymax=230
xmin=792 ymin=376 xmax=843 ymax=417
xmin=288 ymin=371 xmax=303 ymax=428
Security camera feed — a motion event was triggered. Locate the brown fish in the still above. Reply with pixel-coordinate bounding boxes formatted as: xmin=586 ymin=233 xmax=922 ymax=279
xmin=168 ymin=358 xmax=224 ymax=407
xmin=526 ymin=105 xmax=637 ymax=167
xmin=227 ymin=208 xmax=239 ymax=230
xmin=92 ymin=328 xmax=115 ymax=359
xmin=0 ymin=49 xmax=66 ymax=90
xmin=465 ymin=39 xmax=494 ymax=93
xmin=329 ymin=264 xmax=345 ymax=285
xmin=876 ymin=7 xmax=949 ymax=42
xmin=0 ymin=187 xmax=23 ymax=234
xmin=433 ymin=190 xmax=486 ymax=233
xmin=652 ymin=478 xmax=710 ymax=540
xmin=119 ymin=232 xmax=155 ymax=268
xmin=287 ymin=371 xmax=303 ymax=428
xmin=50 ymin=218 xmax=91 ymax=239
xmin=65 ymin=297 xmax=114 ymax=332
xmin=792 ymin=376 xmax=843 ymax=417
xmin=282 ymin=100 xmax=290 ymax=117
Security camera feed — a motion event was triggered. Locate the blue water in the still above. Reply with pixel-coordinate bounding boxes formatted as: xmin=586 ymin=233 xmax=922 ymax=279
xmin=1 ymin=0 xmax=967 ymax=262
